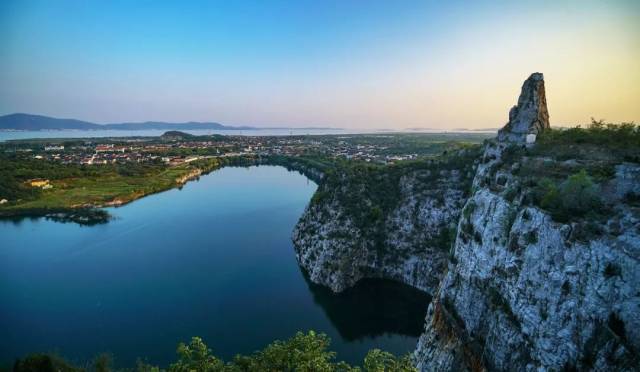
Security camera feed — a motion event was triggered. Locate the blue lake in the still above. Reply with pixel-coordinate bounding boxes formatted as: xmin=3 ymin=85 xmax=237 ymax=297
xmin=0 ymin=166 xmax=429 ymax=368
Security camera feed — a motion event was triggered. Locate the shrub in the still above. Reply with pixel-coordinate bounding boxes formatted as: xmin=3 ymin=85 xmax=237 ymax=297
xmin=534 ymin=170 xmax=603 ymax=222
xmin=533 ymin=120 xmax=640 ymax=162
xmin=363 ymin=349 xmax=415 ymax=372
xmin=559 ymin=170 xmax=601 ymax=215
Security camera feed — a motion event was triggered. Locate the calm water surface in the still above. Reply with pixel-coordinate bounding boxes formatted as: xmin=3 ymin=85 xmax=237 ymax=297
xmin=0 ymin=166 xmax=429 ymax=367
xmin=0 ymin=129 xmax=356 ymax=141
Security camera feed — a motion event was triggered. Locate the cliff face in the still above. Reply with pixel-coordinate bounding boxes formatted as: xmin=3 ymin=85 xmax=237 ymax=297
xmin=415 ymin=160 xmax=640 ymax=370
xmin=415 ymin=74 xmax=640 ymax=371
xmin=292 ymin=72 xmax=639 ymax=371
xmin=292 ymin=155 xmax=478 ymax=294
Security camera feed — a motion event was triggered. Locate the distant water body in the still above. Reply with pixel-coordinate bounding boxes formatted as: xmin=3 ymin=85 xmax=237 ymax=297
xmin=0 ymin=128 xmax=496 ymax=141
xmin=0 ymin=166 xmax=430 ymax=368
xmin=0 ymin=128 xmax=355 ymax=141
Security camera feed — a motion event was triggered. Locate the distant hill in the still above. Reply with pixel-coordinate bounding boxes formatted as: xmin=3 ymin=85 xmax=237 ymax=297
xmin=160 ymin=130 xmax=195 ymax=140
xmin=0 ymin=113 xmax=100 ymax=130
xmin=0 ymin=113 xmax=255 ymax=131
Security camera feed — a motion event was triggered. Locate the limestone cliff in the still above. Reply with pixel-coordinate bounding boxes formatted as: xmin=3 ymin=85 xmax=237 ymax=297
xmin=292 ymin=152 xmax=479 ymax=294
xmin=291 ymin=72 xmax=639 ymax=371
xmin=414 ymin=74 xmax=640 ymax=371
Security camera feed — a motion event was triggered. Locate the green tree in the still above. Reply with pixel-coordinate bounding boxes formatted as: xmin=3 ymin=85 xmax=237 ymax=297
xmin=232 ymin=331 xmax=353 ymax=372
xmin=169 ymin=337 xmax=226 ymax=372
xmin=363 ymin=349 xmax=415 ymax=372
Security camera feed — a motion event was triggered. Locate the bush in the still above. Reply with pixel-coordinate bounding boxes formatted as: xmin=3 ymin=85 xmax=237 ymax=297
xmin=533 ymin=120 xmax=640 ymax=162
xmin=534 ymin=170 xmax=603 ymax=222
xmin=363 ymin=349 xmax=415 ymax=372
xmin=560 ymin=170 xmax=601 ymax=214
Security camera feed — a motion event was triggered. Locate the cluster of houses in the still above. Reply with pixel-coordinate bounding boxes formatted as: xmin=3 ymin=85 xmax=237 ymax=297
xmin=6 ymin=134 xmax=430 ymax=170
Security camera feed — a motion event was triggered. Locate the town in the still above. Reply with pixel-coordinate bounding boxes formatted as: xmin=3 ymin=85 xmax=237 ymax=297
xmin=1 ymin=131 xmax=491 ymax=168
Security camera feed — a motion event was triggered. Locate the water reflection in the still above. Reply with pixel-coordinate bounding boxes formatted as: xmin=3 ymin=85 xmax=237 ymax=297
xmin=302 ymin=271 xmax=431 ymax=341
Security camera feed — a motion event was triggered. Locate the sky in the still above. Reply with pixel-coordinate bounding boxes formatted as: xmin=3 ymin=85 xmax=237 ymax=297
xmin=0 ymin=0 xmax=638 ymax=129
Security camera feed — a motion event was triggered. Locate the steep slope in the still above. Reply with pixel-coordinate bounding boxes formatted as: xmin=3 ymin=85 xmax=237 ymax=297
xmin=290 ymin=72 xmax=638 ymax=370
xmin=414 ymin=73 xmax=640 ymax=371
xmin=292 ymin=151 xmax=480 ymax=294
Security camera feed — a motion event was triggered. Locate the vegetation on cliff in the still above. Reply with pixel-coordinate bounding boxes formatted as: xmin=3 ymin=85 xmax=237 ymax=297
xmin=308 ymin=146 xmax=482 ymax=254
xmin=484 ymin=120 xmax=639 ymax=225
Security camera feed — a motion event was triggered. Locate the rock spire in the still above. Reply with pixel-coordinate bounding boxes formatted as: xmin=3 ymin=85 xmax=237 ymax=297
xmin=497 ymin=72 xmax=550 ymax=142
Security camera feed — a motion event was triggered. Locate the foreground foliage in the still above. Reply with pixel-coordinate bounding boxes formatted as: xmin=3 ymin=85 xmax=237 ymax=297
xmin=11 ymin=331 xmax=415 ymax=372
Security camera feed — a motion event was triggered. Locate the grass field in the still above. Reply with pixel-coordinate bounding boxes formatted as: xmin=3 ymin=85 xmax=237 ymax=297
xmin=0 ymin=158 xmax=222 ymax=217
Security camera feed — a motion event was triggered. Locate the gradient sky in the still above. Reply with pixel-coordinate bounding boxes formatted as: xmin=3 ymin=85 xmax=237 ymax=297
xmin=1 ymin=0 xmax=638 ymax=129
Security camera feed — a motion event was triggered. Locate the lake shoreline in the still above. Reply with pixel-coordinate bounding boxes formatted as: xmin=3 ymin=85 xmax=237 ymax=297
xmin=0 ymin=156 xmax=325 ymax=225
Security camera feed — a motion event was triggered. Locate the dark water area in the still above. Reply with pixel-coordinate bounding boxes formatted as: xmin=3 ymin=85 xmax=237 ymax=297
xmin=304 ymin=276 xmax=431 ymax=341
xmin=0 ymin=166 xmax=430 ymax=368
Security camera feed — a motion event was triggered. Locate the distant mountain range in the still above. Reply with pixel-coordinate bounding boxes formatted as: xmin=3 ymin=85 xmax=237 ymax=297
xmin=0 ymin=113 xmax=336 ymax=131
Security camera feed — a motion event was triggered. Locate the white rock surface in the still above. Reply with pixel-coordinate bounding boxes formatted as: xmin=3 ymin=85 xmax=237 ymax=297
xmin=414 ymin=152 xmax=640 ymax=371
xmin=292 ymin=168 xmax=470 ymax=294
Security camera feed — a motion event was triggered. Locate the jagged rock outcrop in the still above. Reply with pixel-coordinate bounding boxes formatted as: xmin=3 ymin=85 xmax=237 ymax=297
xmin=497 ymin=72 xmax=550 ymax=143
xmin=414 ymin=74 xmax=640 ymax=371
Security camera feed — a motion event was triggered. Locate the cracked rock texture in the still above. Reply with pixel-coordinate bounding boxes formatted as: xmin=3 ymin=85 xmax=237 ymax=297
xmin=498 ymin=72 xmax=550 ymax=143
xmin=291 ymin=72 xmax=639 ymax=371
xmin=414 ymin=150 xmax=640 ymax=371
xmin=415 ymin=74 xmax=639 ymax=371
xmin=292 ymin=165 xmax=473 ymax=294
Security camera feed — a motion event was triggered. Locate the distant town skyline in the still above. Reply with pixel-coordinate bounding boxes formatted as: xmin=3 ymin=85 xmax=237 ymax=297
xmin=1 ymin=0 xmax=638 ymax=129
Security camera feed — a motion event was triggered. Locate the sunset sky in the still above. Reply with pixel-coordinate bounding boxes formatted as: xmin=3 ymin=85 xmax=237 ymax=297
xmin=1 ymin=0 xmax=638 ymax=129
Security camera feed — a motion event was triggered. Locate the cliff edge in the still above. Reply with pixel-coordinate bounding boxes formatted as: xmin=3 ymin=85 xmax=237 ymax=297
xmin=414 ymin=74 xmax=639 ymax=371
